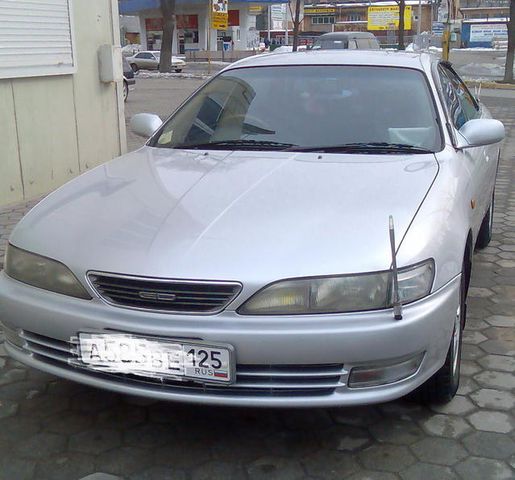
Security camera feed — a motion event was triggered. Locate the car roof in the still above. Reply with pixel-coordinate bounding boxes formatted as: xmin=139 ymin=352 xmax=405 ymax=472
xmin=225 ymin=50 xmax=437 ymax=73
xmin=316 ymin=32 xmax=376 ymax=40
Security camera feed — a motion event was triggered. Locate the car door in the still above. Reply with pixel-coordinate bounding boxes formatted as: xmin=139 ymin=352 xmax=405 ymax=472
xmin=437 ymin=63 xmax=497 ymax=236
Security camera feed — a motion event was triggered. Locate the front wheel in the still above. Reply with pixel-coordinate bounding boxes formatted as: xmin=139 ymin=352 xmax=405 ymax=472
xmin=130 ymin=63 xmax=139 ymax=72
xmin=476 ymin=190 xmax=494 ymax=249
xmin=413 ymin=260 xmax=466 ymax=404
xmin=175 ymin=68 xmax=182 ymax=73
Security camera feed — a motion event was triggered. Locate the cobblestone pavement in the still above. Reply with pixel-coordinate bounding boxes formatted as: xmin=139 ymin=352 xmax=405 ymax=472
xmin=0 ymin=82 xmax=514 ymax=480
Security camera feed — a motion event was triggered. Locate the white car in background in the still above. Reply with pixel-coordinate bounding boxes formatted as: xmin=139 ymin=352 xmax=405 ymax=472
xmin=127 ymin=51 xmax=186 ymax=73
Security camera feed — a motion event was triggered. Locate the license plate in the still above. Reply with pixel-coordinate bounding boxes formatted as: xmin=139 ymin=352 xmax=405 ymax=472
xmin=76 ymin=333 xmax=234 ymax=384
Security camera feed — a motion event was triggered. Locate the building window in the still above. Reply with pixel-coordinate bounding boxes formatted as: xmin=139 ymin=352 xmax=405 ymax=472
xmin=345 ymin=13 xmax=364 ymax=22
xmin=0 ymin=0 xmax=76 ymax=79
xmin=312 ymin=16 xmax=335 ymax=25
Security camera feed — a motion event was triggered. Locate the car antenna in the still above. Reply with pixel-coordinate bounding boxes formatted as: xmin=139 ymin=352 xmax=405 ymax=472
xmin=389 ymin=215 xmax=403 ymax=320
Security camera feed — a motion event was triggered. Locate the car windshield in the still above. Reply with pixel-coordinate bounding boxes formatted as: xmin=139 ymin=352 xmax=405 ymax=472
xmin=152 ymin=65 xmax=441 ymax=152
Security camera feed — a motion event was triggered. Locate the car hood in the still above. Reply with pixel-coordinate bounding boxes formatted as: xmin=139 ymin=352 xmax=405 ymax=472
xmin=11 ymin=147 xmax=438 ymax=288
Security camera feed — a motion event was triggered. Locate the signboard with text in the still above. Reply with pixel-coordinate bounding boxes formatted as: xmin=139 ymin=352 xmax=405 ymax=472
xmin=304 ymin=7 xmax=336 ymax=16
xmin=212 ymin=0 xmax=229 ymax=30
xmin=470 ymin=23 xmax=507 ymax=42
xmin=367 ymin=6 xmax=412 ymax=31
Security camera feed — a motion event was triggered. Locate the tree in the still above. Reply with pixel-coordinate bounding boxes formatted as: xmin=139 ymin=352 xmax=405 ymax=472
xmin=159 ymin=0 xmax=176 ymax=73
xmin=292 ymin=0 xmax=302 ymax=52
xmin=394 ymin=0 xmax=406 ymax=50
xmin=503 ymin=0 xmax=514 ymax=83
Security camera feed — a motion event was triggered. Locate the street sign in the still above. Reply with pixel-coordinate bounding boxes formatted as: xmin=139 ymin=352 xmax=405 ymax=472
xmin=432 ymin=22 xmax=444 ymax=36
xmin=212 ymin=0 xmax=228 ymax=30
xmin=367 ymin=5 xmax=412 ymax=31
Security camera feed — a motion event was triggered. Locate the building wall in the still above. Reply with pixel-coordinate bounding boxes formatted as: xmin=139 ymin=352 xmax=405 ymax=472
xmin=0 ymin=0 xmax=126 ymax=207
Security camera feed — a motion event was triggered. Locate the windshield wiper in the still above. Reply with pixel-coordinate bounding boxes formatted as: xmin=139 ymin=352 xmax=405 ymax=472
xmin=174 ymin=139 xmax=296 ymax=151
xmin=286 ymin=142 xmax=434 ymax=154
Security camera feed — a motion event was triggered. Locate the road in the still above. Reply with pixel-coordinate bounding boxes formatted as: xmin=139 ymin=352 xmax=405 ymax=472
xmin=0 ymin=77 xmax=514 ymax=480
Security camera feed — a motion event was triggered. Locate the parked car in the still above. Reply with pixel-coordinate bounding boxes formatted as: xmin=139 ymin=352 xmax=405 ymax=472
xmin=121 ymin=43 xmax=142 ymax=57
xmin=0 ymin=51 xmax=504 ymax=407
xmin=312 ymin=32 xmax=381 ymax=50
xmin=122 ymin=56 xmax=135 ymax=102
xmin=271 ymin=45 xmax=308 ymax=53
xmin=127 ymin=50 xmax=186 ymax=73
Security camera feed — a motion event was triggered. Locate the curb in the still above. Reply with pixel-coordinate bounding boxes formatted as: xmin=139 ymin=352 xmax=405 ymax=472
xmin=465 ymin=80 xmax=515 ymax=90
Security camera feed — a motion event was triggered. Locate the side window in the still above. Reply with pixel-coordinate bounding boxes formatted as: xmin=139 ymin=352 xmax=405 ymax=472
xmin=438 ymin=65 xmax=479 ymax=129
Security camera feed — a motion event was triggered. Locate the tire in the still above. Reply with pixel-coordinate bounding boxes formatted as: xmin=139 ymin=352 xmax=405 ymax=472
xmin=476 ymin=190 xmax=494 ymax=249
xmin=413 ymin=259 xmax=466 ymax=404
xmin=175 ymin=68 xmax=182 ymax=73
xmin=123 ymin=80 xmax=128 ymax=102
xmin=130 ymin=63 xmax=139 ymax=72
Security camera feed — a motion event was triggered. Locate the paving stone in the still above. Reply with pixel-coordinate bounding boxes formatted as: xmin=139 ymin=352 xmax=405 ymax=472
xmin=463 ymin=431 xmax=515 ymax=459
xmin=460 ymin=360 xmax=482 ymax=376
xmin=378 ymin=401 xmax=427 ymax=421
xmin=154 ymin=443 xmax=213 ymax=469
xmin=19 ymin=392 xmax=70 ymax=418
xmin=302 ymin=450 xmax=358 ymax=479
xmin=70 ymin=390 xmax=120 ymax=413
xmin=95 ymin=403 xmax=147 ymax=430
xmin=467 ymin=411 xmax=514 ymax=433
xmin=69 ymin=429 xmax=122 ymax=455
xmin=478 ymin=354 xmax=515 ymax=372
xmin=282 ymin=408 xmax=333 ymax=430
xmin=41 ymin=411 xmax=93 ymax=435
xmin=475 ymin=370 xmax=515 ymax=390
xmin=347 ymin=472 xmax=398 ymax=480
xmin=192 ymin=461 xmax=246 ymax=480
xmin=358 ymin=444 xmax=416 ymax=472
xmin=262 ymin=429 xmax=317 ymax=458
xmin=461 ymin=344 xmax=485 ymax=360
xmin=410 ymin=437 xmax=468 ymax=466
xmin=430 ymin=396 xmax=476 ymax=415
xmin=97 ymin=446 xmax=153 ymax=476
xmin=330 ymin=406 xmax=382 ymax=427
xmin=0 ymin=368 xmax=27 ymax=386
xmin=130 ymin=466 xmax=187 ymax=480
xmin=457 ymin=376 xmax=480 ymax=395
xmin=14 ymin=432 xmax=67 ymax=459
xmin=247 ymin=456 xmax=305 ymax=480
xmin=0 ymin=457 xmax=35 ymax=480
xmin=320 ymin=425 xmax=372 ymax=452
xmin=369 ymin=418 xmax=424 ymax=445
xmin=124 ymin=423 xmax=176 ymax=449
xmin=400 ymin=462 xmax=458 ymax=480
xmin=420 ymin=414 xmax=472 ymax=438
xmin=0 ymin=416 xmax=40 ymax=450
xmin=462 ymin=331 xmax=488 ymax=345
xmin=455 ymin=457 xmax=514 ymax=480
xmin=485 ymin=315 xmax=515 ymax=327
xmin=0 ymin=398 xmax=18 ymax=418
xmin=470 ymin=389 xmax=515 ymax=411
xmin=36 ymin=453 xmax=96 ymax=480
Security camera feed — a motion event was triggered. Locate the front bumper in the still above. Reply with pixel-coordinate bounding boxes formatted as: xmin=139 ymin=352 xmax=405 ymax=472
xmin=0 ymin=271 xmax=460 ymax=407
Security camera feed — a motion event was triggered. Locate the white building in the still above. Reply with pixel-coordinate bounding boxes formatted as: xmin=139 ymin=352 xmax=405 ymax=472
xmin=0 ymin=0 xmax=126 ymax=207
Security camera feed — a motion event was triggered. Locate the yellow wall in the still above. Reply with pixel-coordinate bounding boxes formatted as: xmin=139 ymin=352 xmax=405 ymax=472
xmin=0 ymin=0 xmax=126 ymax=206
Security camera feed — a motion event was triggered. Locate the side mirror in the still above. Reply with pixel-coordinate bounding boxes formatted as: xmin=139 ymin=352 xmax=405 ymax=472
xmin=457 ymin=119 xmax=505 ymax=149
xmin=130 ymin=113 xmax=162 ymax=138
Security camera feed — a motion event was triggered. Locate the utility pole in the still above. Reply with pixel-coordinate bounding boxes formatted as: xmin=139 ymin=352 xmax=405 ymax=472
xmin=442 ymin=0 xmax=451 ymax=61
xmin=417 ymin=0 xmax=422 ymax=36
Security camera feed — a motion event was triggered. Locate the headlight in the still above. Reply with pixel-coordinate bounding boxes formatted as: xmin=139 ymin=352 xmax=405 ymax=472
xmin=5 ymin=244 xmax=91 ymax=299
xmin=238 ymin=260 xmax=434 ymax=315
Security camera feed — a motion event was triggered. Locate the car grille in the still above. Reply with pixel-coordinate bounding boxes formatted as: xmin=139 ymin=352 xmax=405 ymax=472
xmin=13 ymin=330 xmax=346 ymax=398
xmin=88 ymin=272 xmax=242 ymax=314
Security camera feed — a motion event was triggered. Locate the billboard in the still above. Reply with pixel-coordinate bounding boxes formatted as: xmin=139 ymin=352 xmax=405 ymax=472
xmin=470 ymin=23 xmax=507 ymax=43
xmin=212 ymin=0 xmax=228 ymax=30
xmin=367 ymin=6 xmax=412 ymax=31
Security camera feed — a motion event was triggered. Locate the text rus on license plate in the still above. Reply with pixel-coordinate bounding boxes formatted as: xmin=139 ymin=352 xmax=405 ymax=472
xmin=77 ymin=333 xmax=234 ymax=383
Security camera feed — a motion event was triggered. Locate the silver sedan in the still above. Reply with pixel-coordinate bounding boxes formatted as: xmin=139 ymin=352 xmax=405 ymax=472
xmin=127 ymin=50 xmax=185 ymax=72
xmin=0 ymin=51 xmax=504 ymax=407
